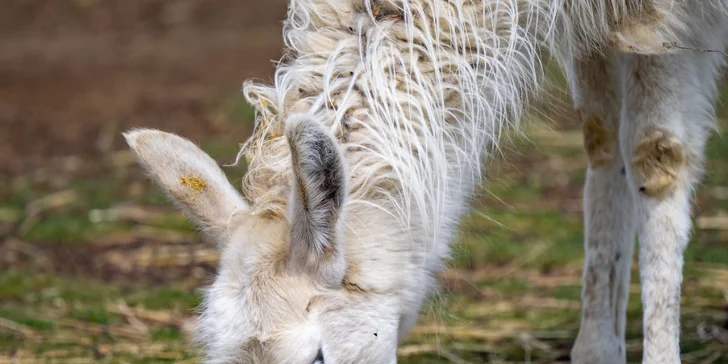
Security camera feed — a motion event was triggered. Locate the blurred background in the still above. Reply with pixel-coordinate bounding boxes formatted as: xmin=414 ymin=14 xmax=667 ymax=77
xmin=1 ymin=1 xmax=726 ymax=363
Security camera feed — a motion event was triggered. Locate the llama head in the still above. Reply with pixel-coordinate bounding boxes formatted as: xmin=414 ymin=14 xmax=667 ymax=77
xmin=123 ymin=114 xmax=400 ymax=363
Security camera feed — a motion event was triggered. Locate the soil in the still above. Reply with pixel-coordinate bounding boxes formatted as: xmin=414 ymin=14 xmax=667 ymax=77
xmin=0 ymin=0 xmax=288 ymax=176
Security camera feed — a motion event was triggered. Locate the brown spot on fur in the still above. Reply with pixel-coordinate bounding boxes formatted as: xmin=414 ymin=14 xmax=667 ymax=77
xmin=582 ymin=112 xmax=614 ymax=167
xmin=631 ymin=127 xmax=685 ymax=199
xmin=342 ymin=261 xmax=367 ymax=293
xmin=305 ymin=295 xmax=327 ymax=313
xmin=613 ymin=1 xmax=671 ymax=55
xmin=343 ymin=276 xmax=366 ymax=293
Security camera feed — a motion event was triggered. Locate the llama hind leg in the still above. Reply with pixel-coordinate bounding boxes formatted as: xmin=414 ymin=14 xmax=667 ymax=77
xmin=569 ymin=51 xmax=635 ymax=364
xmin=619 ymin=50 xmax=723 ymax=364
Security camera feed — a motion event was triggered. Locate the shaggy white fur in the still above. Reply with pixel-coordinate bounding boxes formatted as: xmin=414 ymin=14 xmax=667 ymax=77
xmin=124 ymin=0 xmax=728 ymax=363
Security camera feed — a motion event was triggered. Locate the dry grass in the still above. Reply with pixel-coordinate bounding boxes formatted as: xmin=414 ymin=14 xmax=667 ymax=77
xmin=1 ymin=69 xmax=728 ymax=364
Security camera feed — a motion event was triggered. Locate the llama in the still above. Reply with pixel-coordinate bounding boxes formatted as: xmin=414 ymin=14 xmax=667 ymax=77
xmin=124 ymin=0 xmax=728 ymax=363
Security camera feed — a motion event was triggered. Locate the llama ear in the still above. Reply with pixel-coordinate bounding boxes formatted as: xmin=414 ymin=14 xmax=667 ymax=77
xmin=123 ymin=129 xmax=248 ymax=246
xmin=285 ymin=114 xmax=347 ymax=286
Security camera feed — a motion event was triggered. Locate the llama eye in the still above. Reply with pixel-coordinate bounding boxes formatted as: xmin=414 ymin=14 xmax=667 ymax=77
xmin=311 ymin=348 xmax=324 ymax=364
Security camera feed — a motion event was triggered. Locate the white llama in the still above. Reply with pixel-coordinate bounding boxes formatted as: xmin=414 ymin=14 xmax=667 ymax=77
xmin=124 ymin=0 xmax=728 ymax=363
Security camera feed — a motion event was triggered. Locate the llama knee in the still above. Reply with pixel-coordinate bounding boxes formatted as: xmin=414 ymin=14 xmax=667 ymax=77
xmin=582 ymin=111 xmax=616 ymax=168
xmin=629 ymin=127 xmax=686 ymax=200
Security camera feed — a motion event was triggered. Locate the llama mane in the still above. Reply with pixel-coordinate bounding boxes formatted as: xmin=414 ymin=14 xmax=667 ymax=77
xmin=232 ymin=0 xmax=632 ymax=252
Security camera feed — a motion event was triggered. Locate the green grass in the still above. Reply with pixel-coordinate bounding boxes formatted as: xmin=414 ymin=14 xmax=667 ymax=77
xmin=125 ymin=286 xmax=201 ymax=312
xmin=70 ymin=307 xmax=119 ymax=325
xmin=0 ymin=308 xmax=55 ymax=330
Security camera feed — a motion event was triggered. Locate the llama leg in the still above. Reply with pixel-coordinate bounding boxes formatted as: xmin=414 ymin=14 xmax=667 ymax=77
xmin=569 ymin=52 xmax=635 ymax=364
xmin=619 ymin=51 xmax=723 ymax=364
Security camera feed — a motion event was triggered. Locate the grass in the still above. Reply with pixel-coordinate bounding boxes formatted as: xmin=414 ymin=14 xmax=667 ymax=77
xmin=1 ymin=85 xmax=728 ymax=363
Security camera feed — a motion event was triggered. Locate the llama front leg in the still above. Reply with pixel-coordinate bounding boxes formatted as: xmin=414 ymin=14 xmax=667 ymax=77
xmin=619 ymin=51 xmax=723 ymax=364
xmin=569 ymin=53 xmax=635 ymax=364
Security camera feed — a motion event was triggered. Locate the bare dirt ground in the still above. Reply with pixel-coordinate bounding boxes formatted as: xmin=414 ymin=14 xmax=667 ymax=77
xmin=0 ymin=0 xmax=286 ymax=175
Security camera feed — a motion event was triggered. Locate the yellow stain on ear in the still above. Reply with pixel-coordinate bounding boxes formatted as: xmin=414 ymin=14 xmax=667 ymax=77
xmin=180 ymin=176 xmax=208 ymax=198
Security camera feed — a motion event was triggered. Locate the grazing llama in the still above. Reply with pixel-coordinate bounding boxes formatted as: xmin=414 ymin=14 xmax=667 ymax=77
xmin=124 ymin=0 xmax=728 ymax=363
